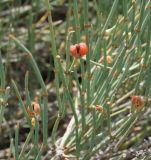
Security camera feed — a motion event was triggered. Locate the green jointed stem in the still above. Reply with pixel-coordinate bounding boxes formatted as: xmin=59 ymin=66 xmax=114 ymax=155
xmin=12 ymin=80 xmax=31 ymax=126
xmin=15 ymin=124 xmax=19 ymax=160
xmin=73 ymin=0 xmax=80 ymax=42
xmin=0 ymin=51 xmax=5 ymax=125
xmin=42 ymin=97 xmax=48 ymax=146
xmin=72 ymin=0 xmax=86 ymax=133
xmin=9 ymin=35 xmax=46 ymax=92
xmin=44 ymin=0 xmax=63 ymax=145
xmin=18 ymin=128 xmax=34 ymax=160
xmin=0 ymin=51 xmax=5 ymax=88
xmin=25 ymin=71 xmax=32 ymax=111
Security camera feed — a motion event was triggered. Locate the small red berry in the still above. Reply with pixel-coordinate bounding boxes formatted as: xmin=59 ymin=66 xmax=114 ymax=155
xmin=70 ymin=42 xmax=88 ymax=58
xmin=27 ymin=102 xmax=40 ymax=117
xmin=131 ymin=96 xmax=144 ymax=108
xmin=78 ymin=43 xmax=88 ymax=56
xmin=70 ymin=44 xmax=78 ymax=58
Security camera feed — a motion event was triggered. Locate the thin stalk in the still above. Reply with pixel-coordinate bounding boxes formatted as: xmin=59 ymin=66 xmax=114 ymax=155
xmin=18 ymin=128 xmax=34 ymax=160
xmin=15 ymin=124 xmax=19 ymax=160
xmin=11 ymin=80 xmax=31 ymax=126
xmin=9 ymin=35 xmax=47 ymax=92
xmin=44 ymin=0 xmax=62 ymax=145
